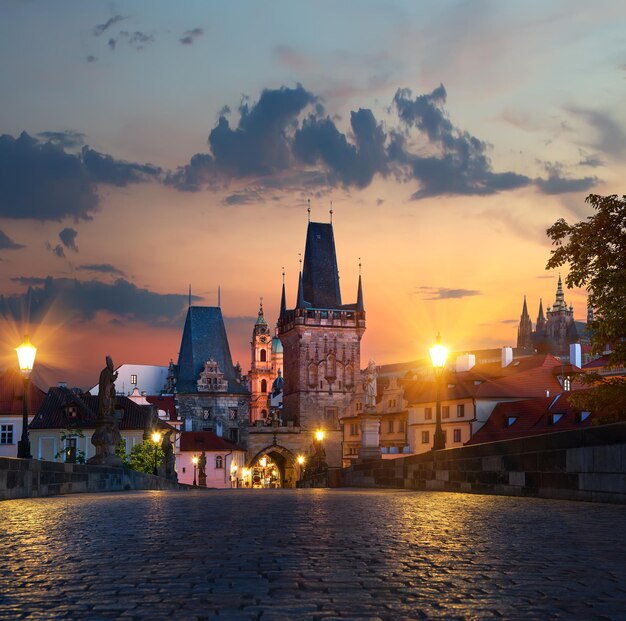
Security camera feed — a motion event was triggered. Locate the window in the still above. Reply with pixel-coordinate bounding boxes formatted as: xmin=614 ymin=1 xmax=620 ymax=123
xmin=229 ymin=408 xmax=237 ymax=420
xmin=349 ymin=423 xmax=358 ymax=436
xmin=457 ymin=404 xmax=465 ymax=418
xmin=215 ymin=455 xmax=223 ymax=469
xmin=507 ymin=416 xmax=517 ymax=427
xmin=260 ymin=349 xmax=267 ymax=362
xmin=563 ymin=377 xmax=571 ymax=391
xmin=550 ymin=413 xmax=563 ymax=425
xmin=421 ymin=431 xmax=430 ymax=444
xmin=0 ymin=424 xmax=14 ymax=444
xmin=320 ymin=380 xmax=323 ymax=389
xmin=261 ymin=379 xmax=267 ymax=393
xmin=356 ymin=402 xmax=362 ymax=412
xmin=130 ymin=374 xmax=137 ymax=385
xmin=229 ymin=428 xmax=239 ymax=443
xmin=578 ymin=411 xmax=591 ymax=423
xmin=202 ymin=408 xmax=211 ymax=420
xmin=453 ymin=429 xmax=462 ymax=443
xmin=442 ymin=406 xmax=450 ymax=419
xmin=425 ymin=407 xmax=432 ymax=420
xmin=65 ymin=438 xmax=77 ymax=463
xmin=398 ymin=420 xmax=405 ymax=433
xmin=387 ymin=420 xmax=394 ymax=433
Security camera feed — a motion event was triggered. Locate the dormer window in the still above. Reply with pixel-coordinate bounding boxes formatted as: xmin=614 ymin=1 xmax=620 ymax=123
xmin=578 ymin=411 xmax=591 ymax=423
xmin=507 ymin=416 xmax=517 ymax=427
xmin=563 ymin=377 xmax=571 ymax=391
xmin=66 ymin=405 xmax=78 ymax=420
xmin=550 ymin=413 xmax=563 ymax=425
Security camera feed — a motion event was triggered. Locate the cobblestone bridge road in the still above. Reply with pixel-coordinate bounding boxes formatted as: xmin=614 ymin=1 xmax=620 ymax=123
xmin=1 ymin=490 xmax=626 ymax=620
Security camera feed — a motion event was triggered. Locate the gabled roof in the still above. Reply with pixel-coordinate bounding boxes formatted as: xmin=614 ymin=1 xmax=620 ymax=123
xmin=176 ymin=306 xmax=247 ymax=394
xmin=302 ymin=222 xmax=342 ymax=309
xmin=0 ymin=369 xmax=46 ymax=416
xmin=29 ymin=387 xmax=175 ymax=432
xmin=179 ymin=431 xmax=245 ymax=452
xmin=468 ymin=391 xmax=593 ymax=444
xmin=146 ymin=395 xmax=178 ymax=422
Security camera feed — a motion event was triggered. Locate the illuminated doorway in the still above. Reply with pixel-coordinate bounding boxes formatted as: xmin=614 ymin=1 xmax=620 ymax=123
xmin=244 ymin=447 xmax=298 ymax=488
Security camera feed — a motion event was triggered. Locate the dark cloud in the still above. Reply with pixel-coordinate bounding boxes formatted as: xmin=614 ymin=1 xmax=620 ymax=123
xmin=223 ymin=189 xmax=263 ymax=205
xmin=37 ymin=131 xmax=86 ymax=149
xmin=167 ymin=85 xmax=316 ymax=189
xmin=11 ymin=276 xmax=47 ymax=286
xmin=535 ymin=163 xmax=597 ymax=195
xmin=0 ymin=132 xmax=98 ymax=221
xmin=0 ymin=132 xmax=161 ymax=221
xmin=1 ymin=277 xmax=197 ymax=326
xmin=293 ymin=108 xmax=388 ymax=188
xmin=0 ymin=230 xmax=24 ymax=250
xmin=416 ymin=286 xmax=481 ymax=300
xmin=77 ymin=264 xmax=126 ymax=277
xmin=129 ymin=31 xmax=153 ymax=48
xmin=180 ymin=28 xmax=204 ymax=45
xmin=81 ymin=146 xmax=161 ymax=186
xmin=46 ymin=242 xmax=65 ymax=258
xmin=578 ymin=153 xmax=603 ymax=168
xmin=93 ymin=15 xmax=125 ymax=36
xmin=86 ymin=55 xmax=97 ymax=63
xmin=501 ymin=319 xmax=519 ymax=325
xmin=59 ymin=227 xmax=78 ymax=252
xmin=108 ymin=38 xmax=116 ymax=50
xmin=392 ymin=86 xmax=532 ymax=198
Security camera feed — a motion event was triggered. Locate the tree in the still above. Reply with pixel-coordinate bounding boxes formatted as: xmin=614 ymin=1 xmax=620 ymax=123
xmin=546 ymin=194 xmax=626 ymax=421
xmin=128 ymin=439 xmax=164 ymax=475
xmin=55 ymin=428 xmax=86 ymax=464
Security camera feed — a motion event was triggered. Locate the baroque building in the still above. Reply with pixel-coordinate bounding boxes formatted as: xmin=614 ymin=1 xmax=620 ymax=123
xmin=174 ymin=306 xmax=249 ymax=447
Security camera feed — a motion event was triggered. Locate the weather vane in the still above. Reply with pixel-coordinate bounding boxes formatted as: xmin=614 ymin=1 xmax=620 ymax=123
xmin=330 ymin=201 xmax=333 ymax=223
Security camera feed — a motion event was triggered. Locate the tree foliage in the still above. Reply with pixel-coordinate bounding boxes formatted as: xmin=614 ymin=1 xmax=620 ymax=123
xmin=546 ymin=194 xmax=626 ymax=421
xmin=127 ymin=439 xmax=164 ymax=474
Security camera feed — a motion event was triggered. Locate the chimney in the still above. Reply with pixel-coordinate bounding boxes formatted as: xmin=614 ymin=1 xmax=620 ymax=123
xmin=455 ymin=354 xmax=476 ymax=373
xmin=501 ymin=346 xmax=513 ymax=368
xmin=58 ymin=381 xmax=67 ymax=388
xmin=569 ymin=343 xmax=582 ymax=368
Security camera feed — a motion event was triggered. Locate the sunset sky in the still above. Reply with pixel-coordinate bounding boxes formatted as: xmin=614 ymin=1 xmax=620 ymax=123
xmin=1 ymin=1 xmax=624 ymax=389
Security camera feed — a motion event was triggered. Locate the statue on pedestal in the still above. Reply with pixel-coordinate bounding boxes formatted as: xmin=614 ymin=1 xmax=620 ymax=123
xmin=198 ymin=450 xmax=207 ymax=487
xmin=364 ymin=360 xmax=377 ymax=410
xmin=160 ymin=431 xmax=177 ymax=481
xmin=89 ymin=355 xmax=123 ymax=466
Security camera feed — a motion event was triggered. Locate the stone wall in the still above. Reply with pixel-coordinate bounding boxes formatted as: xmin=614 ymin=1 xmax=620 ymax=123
xmin=0 ymin=457 xmax=185 ymax=501
xmin=342 ymin=423 xmax=626 ymax=504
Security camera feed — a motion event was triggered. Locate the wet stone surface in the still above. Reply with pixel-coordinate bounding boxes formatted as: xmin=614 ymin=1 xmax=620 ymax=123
xmin=1 ymin=489 xmax=625 ymax=620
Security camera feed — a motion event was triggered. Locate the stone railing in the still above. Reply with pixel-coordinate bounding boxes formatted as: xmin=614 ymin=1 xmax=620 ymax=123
xmin=0 ymin=457 xmax=186 ymax=501
xmin=342 ymin=423 xmax=626 ymax=504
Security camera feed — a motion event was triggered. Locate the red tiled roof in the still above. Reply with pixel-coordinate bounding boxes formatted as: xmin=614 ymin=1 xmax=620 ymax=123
xmin=0 ymin=369 xmax=46 ymax=416
xmin=179 ymin=431 xmax=244 ymax=452
xmin=146 ymin=395 xmax=177 ymax=421
xmin=583 ymin=355 xmax=612 ymax=369
xmin=30 ymin=387 xmax=175 ymax=432
xmin=468 ymin=391 xmax=593 ymax=445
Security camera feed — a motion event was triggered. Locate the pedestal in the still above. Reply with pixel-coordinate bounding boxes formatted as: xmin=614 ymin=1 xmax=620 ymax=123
xmin=358 ymin=408 xmax=381 ymax=462
xmin=88 ymin=416 xmax=123 ymax=466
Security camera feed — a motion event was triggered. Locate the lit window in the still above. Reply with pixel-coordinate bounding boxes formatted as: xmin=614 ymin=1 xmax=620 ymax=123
xmin=215 ymin=455 xmax=223 ymax=469
xmin=453 ymin=429 xmax=462 ymax=443
xmin=457 ymin=404 xmax=465 ymax=418
xmin=563 ymin=377 xmax=571 ymax=391
xmin=0 ymin=424 xmax=14 ymax=444
xmin=130 ymin=374 xmax=137 ymax=385
xmin=421 ymin=431 xmax=430 ymax=444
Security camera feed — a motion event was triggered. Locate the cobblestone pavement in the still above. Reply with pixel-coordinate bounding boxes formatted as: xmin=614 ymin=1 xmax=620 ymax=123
xmin=1 ymin=489 xmax=626 ymax=620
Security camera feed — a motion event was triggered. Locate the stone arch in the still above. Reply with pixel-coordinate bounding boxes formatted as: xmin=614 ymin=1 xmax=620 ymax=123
xmin=247 ymin=445 xmax=298 ymax=489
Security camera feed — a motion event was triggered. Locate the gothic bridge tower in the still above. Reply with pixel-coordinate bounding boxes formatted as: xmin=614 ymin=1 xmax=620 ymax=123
xmin=277 ymin=219 xmax=365 ymax=466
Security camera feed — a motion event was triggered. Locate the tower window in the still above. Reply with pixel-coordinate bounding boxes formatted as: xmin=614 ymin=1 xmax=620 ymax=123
xmin=260 ymin=349 xmax=267 ymax=362
xmin=261 ymin=379 xmax=267 ymax=393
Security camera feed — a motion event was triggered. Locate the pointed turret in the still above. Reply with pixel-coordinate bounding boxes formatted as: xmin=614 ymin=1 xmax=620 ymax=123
xmin=302 ymin=221 xmax=341 ymax=308
xmin=553 ymin=274 xmax=567 ymax=311
xmin=517 ymin=295 xmax=533 ymax=350
xmin=356 ymin=274 xmax=364 ymax=312
xmin=279 ymin=278 xmax=286 ymax=318
xmin=536 ymin=298 xmax=546 ymax=335
xmin=255 ymin=299 xmax=267 ymax=326
xmin=296 ymin=271 xmax=306 ymax=309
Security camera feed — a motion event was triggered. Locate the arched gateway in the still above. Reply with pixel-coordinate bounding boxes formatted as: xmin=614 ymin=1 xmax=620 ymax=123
xmin=245 ymin=445 xmax=300 ymax=489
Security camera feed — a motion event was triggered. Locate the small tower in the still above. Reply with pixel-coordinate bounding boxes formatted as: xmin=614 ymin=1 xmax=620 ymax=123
xmin=536 ymin=298 xmax=546 ymax=336
xmin=545 ymin=274 xmax=577 ymax=354
xmin=248 ymin=300 xmax=274 ymax=424
xmin=517 ymin=296 xmax=533 ymax=351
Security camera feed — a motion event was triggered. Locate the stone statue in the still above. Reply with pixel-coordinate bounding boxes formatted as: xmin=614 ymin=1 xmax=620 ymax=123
xmin=89 ymin=355 xmax=123 ymax=466
xmin=198 ymin=450 xmax=207 ymax=487
xmin=364 ymin=360 xmax=377 ymax=409
xmin=160 ymin=431 xmax=177 ymax=481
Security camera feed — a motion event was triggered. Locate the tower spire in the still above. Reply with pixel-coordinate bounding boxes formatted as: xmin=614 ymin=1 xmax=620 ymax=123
xmin=356 ymin=258 xmax=364 ymax=312
xmin=330 ymin=201 xmax=333 ymax=224
xmin=307 ymin=199 xmax=311 ymax=223
xmin=296 ymin=269 xmax=306 ymax=309
xmin=218 ymin=285 xmax=221 ymax=308
xmin=188 ymin=284 xmax=191 ymax=308
xmin=279 ymin=267 xmax=286 ymax=318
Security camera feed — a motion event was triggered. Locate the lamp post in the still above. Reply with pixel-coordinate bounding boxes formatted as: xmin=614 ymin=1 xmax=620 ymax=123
xmin=429 ymin=333 xmax=448 ymax=451
xmin=16 ymin=335 xmax=37 ymax=459
xmin=192 ymin=455 xmax=198 ymax=486
xmin=151 ymin=430 xmax=162 ymax=475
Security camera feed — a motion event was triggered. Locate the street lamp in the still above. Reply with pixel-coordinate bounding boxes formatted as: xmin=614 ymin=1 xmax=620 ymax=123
xmin=429 ymin=333 xmax=448 ymax=451
xmin=16 ymin=335 xmax=37 ymax=459
xmin=315 ymin=430 xmax=325 ymax=443
xmin=192 ymin=455 xmax=198 ymax=486
xmin=151 ymin=430 xmax=162 ymax=475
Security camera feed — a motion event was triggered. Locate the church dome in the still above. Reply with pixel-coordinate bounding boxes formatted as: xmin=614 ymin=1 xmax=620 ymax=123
xmin=272 ymin=336 xmax=283 ymax=353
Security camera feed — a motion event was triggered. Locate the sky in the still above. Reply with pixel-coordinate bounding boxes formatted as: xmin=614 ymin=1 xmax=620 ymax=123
xmin=0 ymin=0 xmax=625 ymax=389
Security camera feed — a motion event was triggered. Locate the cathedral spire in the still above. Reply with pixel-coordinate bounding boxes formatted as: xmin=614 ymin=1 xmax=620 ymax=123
xmin=517 ymin=295 xmax=533 ymax=350
xmin=553 ymin=273 xmax=567 ymax=310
